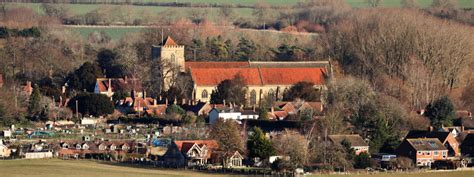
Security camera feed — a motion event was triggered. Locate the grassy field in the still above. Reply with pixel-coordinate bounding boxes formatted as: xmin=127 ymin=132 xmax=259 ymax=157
xmin=69 ymin=27 xmax=146 ymax=40
xmin=1 ymin=159 xmax=474 ymax=177
xmin=310 ymin=170 xmax=474 ymax=177
xmin=0 ymin=159 xmax=228 ymax=177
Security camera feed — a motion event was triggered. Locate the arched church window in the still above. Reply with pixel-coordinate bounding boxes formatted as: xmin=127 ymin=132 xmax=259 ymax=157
xmin=202 ymin=90 xmax=208 ymax=98
xmin=171 ymin=54 xmax=176 ymax=63
xmin=250 ymin=90 xmax=257 ymax=105
xmin=268 ymin=89 xmax=275 ymax=99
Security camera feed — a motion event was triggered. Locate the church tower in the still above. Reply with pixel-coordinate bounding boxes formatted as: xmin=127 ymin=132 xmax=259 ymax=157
xmin=151 ymin=36 xmax=185 ymax=91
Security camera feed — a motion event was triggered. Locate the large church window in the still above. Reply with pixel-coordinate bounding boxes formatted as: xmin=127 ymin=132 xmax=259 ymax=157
xmin=202 ymin=90 xmax=208 ymax=98
xmin=250 ymin=90 xmax=257 ymax=105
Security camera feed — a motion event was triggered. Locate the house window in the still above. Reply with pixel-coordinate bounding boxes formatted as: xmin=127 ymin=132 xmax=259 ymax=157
xmin=202 ymin=90 xmax=208 ymax=98
xmin=426 ymin=152 xmax=431 ymax=155
xmin=417 ymin=151 xmax=422 ymax=155
xmin=250 ymin=90 xmax=257 ymax=105
xmin=434 ymin=151 xmax=438 ymax=156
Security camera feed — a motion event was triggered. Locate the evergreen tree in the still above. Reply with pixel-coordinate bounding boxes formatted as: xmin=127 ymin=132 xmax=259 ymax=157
xmin=259 ymin=108 xmax=269 ymax=120
xmin=247 ymin=127 xmax=275 ymax=160
xmin=28 ymin=84 xmax=42 ymax=115
xmin=235 ymin=37 xmax=256 ymax=61
xmin=341 ymin=139 xmax=355 ymax=168
xmin=67 ymin=62 xmax=103 ymax=92
xmin=425 ymin=96 xmax=455 ymax=128
xmin=68 ymin=93 xmax=114 ymax=117
xmin=354 ymin=152 xmax=371 ymax=169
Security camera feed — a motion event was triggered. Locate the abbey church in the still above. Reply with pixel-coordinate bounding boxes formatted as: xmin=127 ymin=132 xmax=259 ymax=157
xmin=152 ymin=36 xmax=329 ymax=106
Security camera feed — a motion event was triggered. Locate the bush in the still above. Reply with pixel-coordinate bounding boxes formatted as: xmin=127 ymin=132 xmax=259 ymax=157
xmin=354 ymin=152 xmax=371 ymax=169
xmin=271 ymin=158 xmax=293 ymax=172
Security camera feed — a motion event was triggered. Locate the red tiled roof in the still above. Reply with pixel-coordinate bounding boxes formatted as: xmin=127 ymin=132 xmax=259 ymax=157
xmin=174 ymin=140 xmax=219 ymax=152
xmin=259 ymin=68 xmax=325 ymax=85
xmin=190 ymin=68 xmax=262 ymax=86
xmin=96 ymin=78 xmax=142 ymax=92
xmin=163 ymin=36 xmax=178 ymax=46
xmin=190 ymin=67 xmax=326 ymax=86
xmin=185 ymin=62 xmax=249 ymax=69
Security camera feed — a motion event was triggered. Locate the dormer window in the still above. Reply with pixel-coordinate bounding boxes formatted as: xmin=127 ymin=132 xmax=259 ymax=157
xmin=76 ymin=144 xmax=81 ymax=150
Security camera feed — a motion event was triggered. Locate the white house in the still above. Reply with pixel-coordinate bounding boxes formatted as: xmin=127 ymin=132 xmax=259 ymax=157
xmin=208 ymin=108 xmax=242 ymax=124
xmin=0 ymin=140 xmax=11 ymax=158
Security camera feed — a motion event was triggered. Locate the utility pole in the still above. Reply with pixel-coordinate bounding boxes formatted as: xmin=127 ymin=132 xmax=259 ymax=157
xmin=76 ymin=100 xmax=79 ymax=120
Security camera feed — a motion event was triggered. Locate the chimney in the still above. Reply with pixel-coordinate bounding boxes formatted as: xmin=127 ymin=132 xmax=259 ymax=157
xmin=108 ymin=79 xmax=112 ymax=93
xmin=223 ymin=99 xmax=226 ymax=106
xmin=153 ymin=98 xmax=157 ymax=106
xmin=429 ymin=126 xmax=433 ymax=132
xmin=143 ymin=90 xmax=146 ymax=99
xmin=159 ymin=95 xmax=162 ymax=101
xmin=124 ymin=76 xmax=128 ymax=83
xmin=182 ymin=98 xmax=185 ymax=105
xmin=165 ymin=98 xmax=169 ymax=105
xmin=271 ymin=107 xmax=274 ymax=113
xmin=173 ymin=98 xmax=177 ymax=105
xmin=131 ymin=89 xmax=136 ymax=99
xmin=230 ymin=102 xmax=233 ymax=109
xmin=461 ymin=125 xmax=465 ymax=132
xmin=253 ymin=106 xmax=255 ymax=112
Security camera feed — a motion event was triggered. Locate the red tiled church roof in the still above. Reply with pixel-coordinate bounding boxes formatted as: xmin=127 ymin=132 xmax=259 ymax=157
xmin=259 ymin=68 xmax=326 ymax=85
xmin=190 ymin=68 xmax=262 ymax=86
xmin=190 ymin=67 xmax=326 ymax=86
xmin=185 ymin=62 xmax=249 ymax=69
xmin=163 ymin=36 xmax=178 ymax=46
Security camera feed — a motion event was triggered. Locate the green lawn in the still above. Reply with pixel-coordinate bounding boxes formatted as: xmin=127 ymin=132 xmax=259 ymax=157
xmin=0 ymin=159 xmax=229 ymax=177
xmin=0 ymin=159 xmax=473 ymax=177
xmin=69 ymin=27 xmax=146 ymax=40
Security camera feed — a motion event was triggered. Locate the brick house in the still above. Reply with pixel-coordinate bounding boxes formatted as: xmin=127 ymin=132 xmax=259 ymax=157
xmin=404 ymin=130 xmax=460 ymax=157
xmin=396 ymin=138 xmax=448 ymax=167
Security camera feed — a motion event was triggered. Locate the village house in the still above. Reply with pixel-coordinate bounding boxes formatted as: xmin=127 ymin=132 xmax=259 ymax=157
xmin=152 ymin=36 xmax=329 ymax=106
xmin=208 ymin=107 xmax=246 ymax=124
xmin=404 ymin=130 xmax=460 ymax=157
xmin=396 ymin=138 xmax=448 ymax=167
xmin=173 ymin=140 xmax=218 ymax=166
xmin=0 ymin=140 xmax=11 ymax=158
xmin=116 ymin=92 xmax=167 ymax=116
xmin=94 ymin=77 xmax=142 ymax=98
xmin=21 ymin=81 xmax=33 ymax=96
xmin=57 ymin=140 xmax=136 ymax=160
xmin=328 ymin=134 xmax=369 ymax=155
